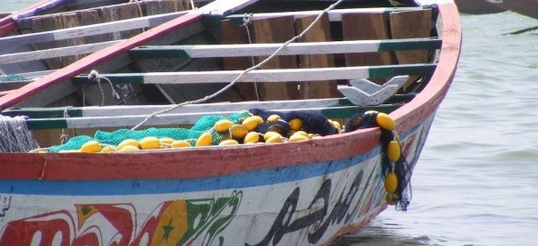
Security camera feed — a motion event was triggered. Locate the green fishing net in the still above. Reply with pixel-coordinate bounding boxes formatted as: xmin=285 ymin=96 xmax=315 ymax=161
xmin=0 ymin=74 xmax=28 ymax=82
xmin=48 ymin=111 xmax=251 ymax=153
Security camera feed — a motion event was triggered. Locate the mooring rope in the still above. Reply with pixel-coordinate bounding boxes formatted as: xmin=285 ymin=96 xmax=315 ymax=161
xmin=0 ymin=115 xmax=39 ymax=152
xmin=129 ymin=0 xmax=346 ymax=130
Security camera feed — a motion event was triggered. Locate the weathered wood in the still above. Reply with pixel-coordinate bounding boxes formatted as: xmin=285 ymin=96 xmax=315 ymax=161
xmin=390 ymin=9 xmax=432 ymax=91
xmin=129 ymin=38 xmax=442 ymax=59
xmin=342 ymin=12 xmax=392 ymax=84
xmin=0 ymin=41 xmax=121 ymax=65
xmin=253 ymin=16 xmax=299 ymax=100
xmin=1 ymin=12 xmax=184 ymax=48
xmin=24 ymin=14 xmax=64 ymax=69
xmin=31 ymin=128 xmax=66 ymax=149
xmin=71 ymin=64 xmax=436 ymax=85
xmin=225 ymin=7 xmax=425 ymax=22
xmin=77 ymin=8 xmax=105 ymax=44
xmin=221 ymin=19 xmax=258 ymax=101
xmin=295 ymin=14 xmax=339 ymax=99
xmin=60 ymin=12 xmax=84 ymax=67
xmin=98 ymin=3 xmax=142 ymax=40
xmin=12 ymin=81 xmax=79 ymax=108
xmin=146 ymin=0 xmax=190 ymax=15
xmin=4 ymin=98 xmax=354 ymax=118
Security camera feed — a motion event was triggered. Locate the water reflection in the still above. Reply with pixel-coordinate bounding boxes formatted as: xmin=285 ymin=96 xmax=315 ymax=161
xmin=333 ymin=218 xmax=437 ymax=246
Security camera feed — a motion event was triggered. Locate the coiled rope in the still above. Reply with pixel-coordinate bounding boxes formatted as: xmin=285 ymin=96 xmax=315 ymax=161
xmin=0 ymin=115 xmax=39 ymax=152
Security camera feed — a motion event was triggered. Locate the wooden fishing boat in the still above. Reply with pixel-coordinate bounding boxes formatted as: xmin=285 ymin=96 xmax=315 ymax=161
xmin=454 ymin=0 xmax=506 ymax=14
xmin=0 ymin=0 xmax=461 ymax=245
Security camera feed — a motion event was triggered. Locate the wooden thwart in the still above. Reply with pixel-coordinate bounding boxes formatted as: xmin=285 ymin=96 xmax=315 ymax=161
xmin=4 ymin=92 xmax=417 ymax=120
xmin=72 ymin=64 xmax=436 ymax=85
xmin=224 ymin=7 xmax=426 ymax=22
xmin=0 ymin=12 xmax=186 ymax=48
xmin=130 ymin=38 xmax=441 ymax=59
xmin=16 ymin=102 xmax=404 ymax=130
xmin=0 ymin=41 xmax=121 ymax=65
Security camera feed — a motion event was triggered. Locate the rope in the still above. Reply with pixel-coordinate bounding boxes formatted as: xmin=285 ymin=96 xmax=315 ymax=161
xmin=129 ymin=0 xmax=147 ymax=32
xmin=190 ymin=0 xmax=196 ymax=10
xmin=85 ymin=70 xmax=121 ymax=106
xmin=241 ymin=13 xmax=260 ymax=101
xmin=130 ymin=0 xmax=346 ymax=130
xmin=0 ymin=115 xmax=39 ymax=152
xmin=59 ymin=106 xmax=73 ymax=144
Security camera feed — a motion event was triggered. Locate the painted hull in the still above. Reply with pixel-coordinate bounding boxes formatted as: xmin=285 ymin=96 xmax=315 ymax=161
xmin=0 ymin=113 xmax=434 ymax=246
xmin=0 ymin=1 xmax=462 ymax=245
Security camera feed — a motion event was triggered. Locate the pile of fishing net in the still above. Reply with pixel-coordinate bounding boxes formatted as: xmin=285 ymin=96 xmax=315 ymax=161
xmin=48 ymin=109 xmax=350 ymax=153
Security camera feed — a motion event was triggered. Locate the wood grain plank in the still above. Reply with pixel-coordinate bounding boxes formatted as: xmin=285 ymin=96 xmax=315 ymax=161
xmin=253 ymin=16 xmax=299 ymax=100
xmin=221 ymin=19 xmax=258 ymax=101
xmin=390 ymin=9 xmax=432 ymax=91
xmin=342 ymin=12 xmax=392 ymax=84
xmin=295 ymin=14 xmax=339 ymax=99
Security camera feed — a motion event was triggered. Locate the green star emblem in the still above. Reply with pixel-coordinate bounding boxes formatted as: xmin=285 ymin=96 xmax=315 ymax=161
xmin=161 ymin=219 xmax=174 ymax=243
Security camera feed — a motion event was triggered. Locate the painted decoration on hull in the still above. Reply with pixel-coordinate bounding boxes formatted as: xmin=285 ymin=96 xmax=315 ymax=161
xmin=0 ymin=166 xmax=385 ymax=246
xmin=0 ymin=117 xmax=429 ymax=246
xmin=0 ymin=191 xmax=242 ymax=246
xmin=248 ymin=168 xmax=383 ymax=246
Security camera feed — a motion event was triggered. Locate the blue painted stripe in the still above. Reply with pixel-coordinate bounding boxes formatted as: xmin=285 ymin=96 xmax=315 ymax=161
xmin=1 ymin=119 xmax=425 ymax=196
xmin=0 ymin=148 xmax=381 ymax=196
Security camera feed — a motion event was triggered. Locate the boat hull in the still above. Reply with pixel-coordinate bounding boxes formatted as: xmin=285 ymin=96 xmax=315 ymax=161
xmin=0 ymin=111 xmax=435 ymax=245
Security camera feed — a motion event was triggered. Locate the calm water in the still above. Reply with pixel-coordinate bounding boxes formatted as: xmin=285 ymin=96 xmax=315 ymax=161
xmin=3 ymin=1 xmax=538 ymax=246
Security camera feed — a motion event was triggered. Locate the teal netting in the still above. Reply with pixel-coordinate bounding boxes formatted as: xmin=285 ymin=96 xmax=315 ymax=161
xmin=48 ymin=111 xmax=251 ymax=153
xmin=0 ymin=74 xmax=28 ymax=82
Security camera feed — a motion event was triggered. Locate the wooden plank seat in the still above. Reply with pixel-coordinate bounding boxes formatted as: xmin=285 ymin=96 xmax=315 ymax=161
xmin=222 ymin=7 xmax=428 ymax=22
xmin=129 ymin=38 xmax=441 ymax=59
xmin=0 ymin=12 xmax=186 ymax=48
xmin=71 ymin=64 xmax=436 ymax=85
xmin=0 ymin=41 xmax=121 ymax=65
xmin=4 ymin=94 xmax=417 ymax=118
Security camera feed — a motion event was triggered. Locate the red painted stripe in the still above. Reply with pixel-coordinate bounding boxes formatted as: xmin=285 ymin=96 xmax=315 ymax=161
xmin=0 ymin=22 xmax=17 ymax=37
xmin=3 ymin=128 xmax=380 ymax=180
xmin=0 ymin=11 xmax=203 ymax=110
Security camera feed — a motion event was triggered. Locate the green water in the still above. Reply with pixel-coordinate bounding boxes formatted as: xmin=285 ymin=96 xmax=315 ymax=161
xmin=3 ymin=1 xmax=538 ymax=246
xmin=2 ymin=0 xmax=36 ymax=12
